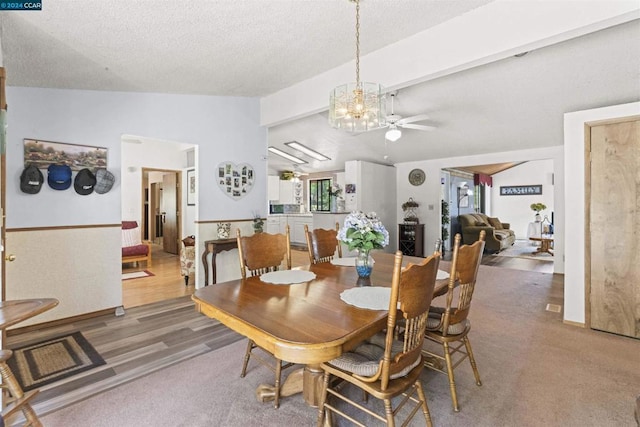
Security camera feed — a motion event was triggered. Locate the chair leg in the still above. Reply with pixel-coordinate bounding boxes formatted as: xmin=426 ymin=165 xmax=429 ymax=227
xmin=383 ymin=399 xmax=395 ymax=427
xmin=443 ymin=342 xmax=460 ymax=412
xmin=464 ymin=336 xmax=482 ymax=386
xmin=240 ymin=339 xmax=254 ymax=378
xmin=317 ymin=371 xmax=331 ymax=427
xmin=415 ymin=381 xmax=433 ymax=427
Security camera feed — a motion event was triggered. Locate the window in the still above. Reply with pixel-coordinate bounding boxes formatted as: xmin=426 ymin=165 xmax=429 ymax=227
xmin=309 ymin=178 xmax=332 ymax=212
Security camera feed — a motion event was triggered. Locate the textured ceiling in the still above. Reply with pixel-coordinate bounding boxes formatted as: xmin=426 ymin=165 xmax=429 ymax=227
xmin=0 ymin=0 xmax=492 ymax=96
xmin=1 ymin=1 xmax=638 ymax=176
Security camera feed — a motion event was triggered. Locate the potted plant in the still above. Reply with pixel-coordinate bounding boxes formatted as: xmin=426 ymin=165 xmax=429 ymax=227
xmin=530 ymin=202 xmax=547 ymax=222
xmin=401 ymin=198 xmax=420 ymax=224
xmin=252 ymin=213 xmax=264 ymax=233
xmin=441 ymin=200 xmax=450 ymax=253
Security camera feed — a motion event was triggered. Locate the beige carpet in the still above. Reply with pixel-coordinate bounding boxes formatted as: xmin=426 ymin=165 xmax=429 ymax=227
xmin=40 ymin=264 xmax=640 ymax=426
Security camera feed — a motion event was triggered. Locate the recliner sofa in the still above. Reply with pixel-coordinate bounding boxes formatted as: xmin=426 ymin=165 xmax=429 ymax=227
xmin=459 ymin=213 xmax=515 ymax=253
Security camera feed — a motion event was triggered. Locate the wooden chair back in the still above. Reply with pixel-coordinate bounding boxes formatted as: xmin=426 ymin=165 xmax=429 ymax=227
xmin=377 ymin=249 xmax=440 ymax=390
xmin=439 ymin=231 xmax=485 ymax=335
xmin=304 ymin=222 xmax=342 ymax=264
xmin=236 ymin=226 xmax=291 ymax=279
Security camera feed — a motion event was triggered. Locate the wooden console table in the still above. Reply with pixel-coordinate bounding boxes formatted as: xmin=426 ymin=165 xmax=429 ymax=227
xmin=201 ymin=238 xmax=238 ymax=286
xmin=0 ymin=298 xmax=59 ymax=426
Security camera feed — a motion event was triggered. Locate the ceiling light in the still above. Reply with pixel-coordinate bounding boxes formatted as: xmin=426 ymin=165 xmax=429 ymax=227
xmin=285 ymin=141 xmax=330 ymax=161
xmin=328 ymin=0 xmax=385 ymax=133
xmin=267 ymin=147 xmax=307 ymax=164
xmin=385 ymin=126 xmax=401 ymax=142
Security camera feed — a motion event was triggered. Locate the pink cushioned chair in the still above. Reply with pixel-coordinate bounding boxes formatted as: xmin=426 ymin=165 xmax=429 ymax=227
xmin=122 ymin=221 xmax=152 ymax=267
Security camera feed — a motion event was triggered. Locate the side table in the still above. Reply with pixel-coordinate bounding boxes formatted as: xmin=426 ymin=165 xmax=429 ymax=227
xmin=201 ymin=239 xmax=238 ymax=286
xmin=0 ymin=298 xmax=58 ymax=426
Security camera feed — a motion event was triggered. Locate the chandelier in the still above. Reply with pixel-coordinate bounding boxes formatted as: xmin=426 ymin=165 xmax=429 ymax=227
xmin=329 ymin=0 xmax=386 ymax=132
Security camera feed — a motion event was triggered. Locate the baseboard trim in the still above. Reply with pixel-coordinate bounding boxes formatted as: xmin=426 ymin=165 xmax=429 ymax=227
xmin=7 ymin=307 xmax=117 ymax=336
xmin=562 ymin=319 xmax=585 ymax=328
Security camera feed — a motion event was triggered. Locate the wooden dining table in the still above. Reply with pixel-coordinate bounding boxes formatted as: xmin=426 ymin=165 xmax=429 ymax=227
xmin=192 ymin=251 xmax=446 ymax=407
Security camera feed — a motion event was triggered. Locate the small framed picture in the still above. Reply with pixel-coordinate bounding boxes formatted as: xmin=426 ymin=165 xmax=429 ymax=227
xmin=187 ymin=169 xmax=196 ymax=206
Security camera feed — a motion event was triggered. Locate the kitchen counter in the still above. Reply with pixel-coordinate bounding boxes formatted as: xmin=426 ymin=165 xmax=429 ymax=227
xmin=312 ymin=212 xmax=348 ymax=215
xmin=268 ymin=213 xmax=313 ymax=217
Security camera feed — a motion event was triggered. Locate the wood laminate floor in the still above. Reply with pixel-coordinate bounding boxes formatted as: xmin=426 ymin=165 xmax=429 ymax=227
xmin=5 ymin=242 xmax=557 ymax=423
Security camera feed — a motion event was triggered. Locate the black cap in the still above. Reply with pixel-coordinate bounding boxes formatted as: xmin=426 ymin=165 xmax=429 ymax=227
xmin=74 ymin=168 xmax=97 ymax=195
xmin=20 ymin=164 xmax=44 ymax=194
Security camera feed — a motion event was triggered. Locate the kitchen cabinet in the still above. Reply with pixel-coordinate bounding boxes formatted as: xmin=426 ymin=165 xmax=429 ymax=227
xmin=291 ymin=216 xmax=313 ymax=245
xmin=268 ymin=176 xmax=280 ymax=201
xmin=266 ymin=217 xmax=280 ymax=234
xmin=266 ymin=215 xmax=313 ymax=244
xmin=279 ymin=180 xmax=294 ymax=204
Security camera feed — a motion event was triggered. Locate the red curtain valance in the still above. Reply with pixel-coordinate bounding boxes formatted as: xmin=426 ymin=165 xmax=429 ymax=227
xmin=474 ymin=173 xmax=493 ymax=187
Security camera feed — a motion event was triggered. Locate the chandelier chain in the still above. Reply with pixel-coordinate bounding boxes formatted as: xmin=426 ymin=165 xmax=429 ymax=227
xmin=355 ymin=0 xmax=360 ymax=87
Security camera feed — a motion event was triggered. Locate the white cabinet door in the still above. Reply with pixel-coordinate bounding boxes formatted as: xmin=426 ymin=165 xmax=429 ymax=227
xmin=279 ymin=180 xmax=294 ymax=204
xmin=266 ymin=217 xmax=280 ymax=234
xmin=291 ymin=217 xmax=313 ymax=244
xmin=278 ymin=217 xmax=288 ymax=235
xmin=268 ymin=176 xmax=280 ymax=201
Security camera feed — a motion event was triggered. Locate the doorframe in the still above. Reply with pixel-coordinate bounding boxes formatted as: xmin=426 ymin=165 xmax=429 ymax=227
xmin=140 ymin=167 xmax=182 ymax=255
xmin=584 ymin=115 xmax=640 ymax=330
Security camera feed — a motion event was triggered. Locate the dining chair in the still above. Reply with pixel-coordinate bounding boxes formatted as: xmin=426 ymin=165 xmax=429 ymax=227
xmin=317 ymin=249 xmax=441 ymax=427
xmin=422 ymin=231 xmax=486 ymax=412
xmin=236 ymin=225 xmax=293 ymax=408
xmin=304 ymin=222 xmax=342 ymax=264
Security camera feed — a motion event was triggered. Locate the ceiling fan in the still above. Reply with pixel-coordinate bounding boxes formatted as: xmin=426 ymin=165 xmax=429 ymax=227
xmin=383 ymin=92 xmax=436 ymax=142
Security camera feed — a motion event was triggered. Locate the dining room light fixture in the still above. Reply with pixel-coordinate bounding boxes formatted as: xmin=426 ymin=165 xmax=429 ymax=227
xmin=285 ymin=141 xmax=330 ymax=161
xmin=267 ymin=147 xmax=307 ymax=164
xmin=385 ymin=125 xmax=402 ymax=142
xmin=328 ymin=0 xmax=385 ymax=133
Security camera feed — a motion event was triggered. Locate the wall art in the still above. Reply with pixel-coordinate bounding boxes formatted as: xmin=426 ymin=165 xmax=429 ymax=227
xmin=187 ymin=169 xmax=196 ymax=206
xmin=23 ymin=138 xmax=107 ymax=171
xmin=216 ymin=162 xmax=254 ymax=200
xmin=500 ymin=185 xmax=542 ymax=196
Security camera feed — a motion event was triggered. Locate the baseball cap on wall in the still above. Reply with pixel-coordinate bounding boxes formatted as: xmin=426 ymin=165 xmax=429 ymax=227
xmin=94 ymin=168 xmax=115 ymax=194
xmin=20 ymin=164 xmax=44 ymax=194
xmin=74 ymin=168 xmax=97 ymax=195
xmin=47 ymin=164 xmax=72 ymax=190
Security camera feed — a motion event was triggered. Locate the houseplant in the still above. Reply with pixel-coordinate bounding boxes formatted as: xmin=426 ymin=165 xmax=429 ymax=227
xmin=338 ymin=211 xmax=389 ymax=278
xmin=252 ymin=213 xmax=264 ymax=233
xmin=530 ymin=202 xmax=547 ymax=222
xmin=441 ymin=199 xmax=450 ymax=252
xmin=401 ymin=198 xmax=420 ymax=223
xmin=328 ymin=183 xmax=343 ymax=213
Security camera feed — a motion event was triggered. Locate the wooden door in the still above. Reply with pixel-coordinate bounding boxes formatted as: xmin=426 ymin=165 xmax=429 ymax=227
xmin=588 ymin=117 xmax=640 ymax=338
xmin=162 ymin=173 xmax=178 ymax=254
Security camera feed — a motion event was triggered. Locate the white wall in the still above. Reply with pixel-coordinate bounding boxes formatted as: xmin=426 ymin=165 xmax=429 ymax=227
xmin=5 ymin=86 xmax=265 ymax=320
xmin=563 ymin=101 xmax=640 ymax=326
xmin=491 ymin=159 xmax=555 ymax=239
xmin=121 ymin=140 xmax=188 ymax=222
xmin=396 ymin=145 xmax=564 ymax=272
xmin=345 ymin=160 xmax=397 ymax=253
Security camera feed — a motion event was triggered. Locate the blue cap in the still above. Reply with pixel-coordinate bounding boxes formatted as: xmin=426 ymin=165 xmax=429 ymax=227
xmin=47 ymin=164 xmax=72 ymax=190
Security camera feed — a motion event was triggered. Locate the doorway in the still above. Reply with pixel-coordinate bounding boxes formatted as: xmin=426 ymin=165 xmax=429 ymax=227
xmin=143 ymin=168 xmax=181 ymax=255
xmin=120 ymin=135 xmax=196 ymax=308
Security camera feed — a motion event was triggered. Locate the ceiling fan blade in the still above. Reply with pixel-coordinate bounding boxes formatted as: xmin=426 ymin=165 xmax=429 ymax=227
xmin=397 ymin=114 xmax=430 ymax=125
xmin=401 ymin=123 xmax=436 ymax=131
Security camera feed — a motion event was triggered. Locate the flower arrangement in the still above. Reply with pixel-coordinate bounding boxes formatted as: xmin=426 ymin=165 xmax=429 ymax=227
xmin=530 ymin=203 xmax=547 ymax=213
xmin=328 ymin=183 xmax=343 ymax=198
xmin=338 ymin=211 xmax=389 ymax=252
